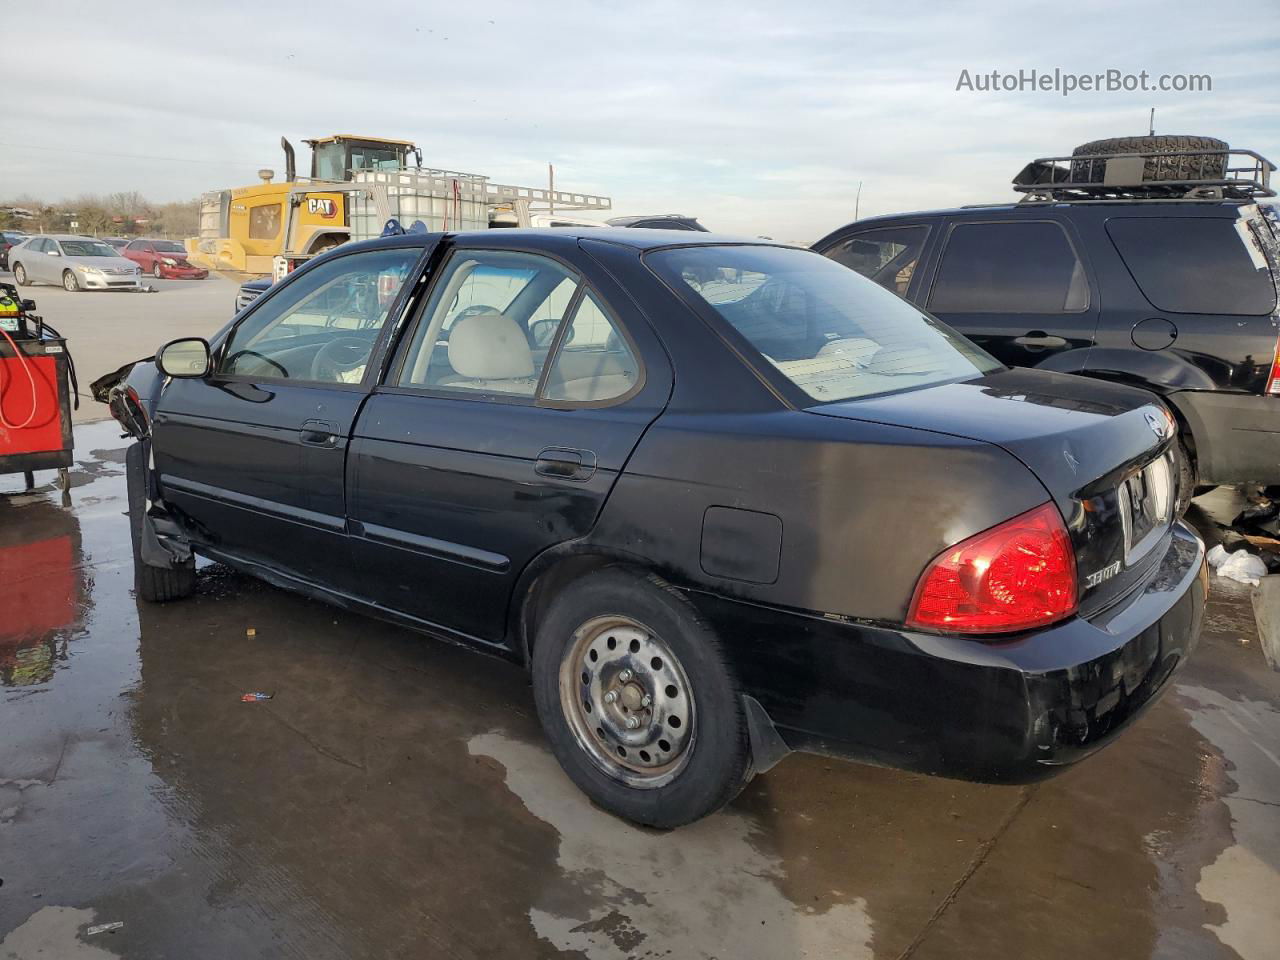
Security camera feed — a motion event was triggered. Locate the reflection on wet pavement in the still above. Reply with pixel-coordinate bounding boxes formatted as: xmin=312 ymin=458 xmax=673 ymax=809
xmin=1 ymin=422 xmax=1278 ymax=959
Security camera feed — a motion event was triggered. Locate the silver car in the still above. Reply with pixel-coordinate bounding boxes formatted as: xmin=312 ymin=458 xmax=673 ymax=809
xmin=9 ymin=234 xmax=142 ymax=291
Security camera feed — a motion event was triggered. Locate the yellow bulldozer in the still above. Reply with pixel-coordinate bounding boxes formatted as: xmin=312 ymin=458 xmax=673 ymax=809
xmin=188 ymin=135 xmax=421 ymax=274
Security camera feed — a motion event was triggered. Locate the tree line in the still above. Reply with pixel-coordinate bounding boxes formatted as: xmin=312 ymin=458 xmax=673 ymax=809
xmin=1 ymin=192 xmax=201 ymax=239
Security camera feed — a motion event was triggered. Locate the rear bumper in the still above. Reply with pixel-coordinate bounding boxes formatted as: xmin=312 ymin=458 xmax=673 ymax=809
xmin=1168 ymin=389 xmax=1280 ymax=485
xmin=697 ymin=521 xmax=1206 ymax=783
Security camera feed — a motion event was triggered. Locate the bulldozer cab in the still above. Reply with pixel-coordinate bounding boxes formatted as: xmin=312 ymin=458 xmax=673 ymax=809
xmin=304 ymin=136 xmax=421 ymax=181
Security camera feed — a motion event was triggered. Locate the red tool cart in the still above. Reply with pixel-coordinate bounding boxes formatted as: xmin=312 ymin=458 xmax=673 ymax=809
xmin=0 ymin=282 xmax=75 ymax=493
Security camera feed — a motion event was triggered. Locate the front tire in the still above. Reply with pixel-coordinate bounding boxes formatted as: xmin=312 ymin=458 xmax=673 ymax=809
xmin=62 ymin=270 xmax=80 ymax=292
xmin=531 ymin=566 xmax=750 ymax=828
xmin=1174 ymin=437 xmax=1197 ymax=517
xmin=127 ymin=443 xmax=196 ymax=603
xmin=13 ymin=263 xmax=27 ymax=286
xmin=153 ymin=262 xmax=164 ymax=279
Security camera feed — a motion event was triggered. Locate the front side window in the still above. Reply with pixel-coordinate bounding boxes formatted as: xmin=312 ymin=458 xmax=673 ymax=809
xmin=248 ymin=204 xmax=282 ymax=240
xmin=218 ymin=248 xmax=419 ymax=384
xmin=928 ymin=221 xmax=1089 ymax=314
xmin=824 ymin=225 xmax=929 ymax=297
xmin=1107 ymin=217 xmax=1277 ymax=315
xmin=313 ymin=143 xmax=346 ymax=181
xmin=649 ymin=244 xmax=1001 ymax=403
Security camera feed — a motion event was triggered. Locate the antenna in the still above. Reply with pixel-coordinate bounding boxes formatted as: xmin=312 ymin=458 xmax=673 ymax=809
xmin=854 ymin=180 xmax=863 ymax=220
xmin=1149 ymin=108 xmax=1155 ymax=136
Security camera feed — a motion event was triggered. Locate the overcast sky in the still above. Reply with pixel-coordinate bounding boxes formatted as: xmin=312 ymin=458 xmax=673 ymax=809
xmin=4 ymin=0 xmax=1277 ymax=241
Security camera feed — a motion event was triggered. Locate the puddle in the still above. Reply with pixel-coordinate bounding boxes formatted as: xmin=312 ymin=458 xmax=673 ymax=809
xmin=469 ymin=731 xmax=873 ymax=959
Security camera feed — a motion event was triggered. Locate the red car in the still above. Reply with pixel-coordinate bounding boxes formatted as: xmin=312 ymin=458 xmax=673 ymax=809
xmin=122 ymin=239 xmax=209 ymax=279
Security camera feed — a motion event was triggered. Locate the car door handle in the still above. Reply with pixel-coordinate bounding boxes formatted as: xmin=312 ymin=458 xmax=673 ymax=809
xmin=535 ymin=447 xmax=597 ymax=481
xmin=1013 ymin=334 xmax=1068 ymax=348
xmin=300 ymin=419 xmax=339 ymax=448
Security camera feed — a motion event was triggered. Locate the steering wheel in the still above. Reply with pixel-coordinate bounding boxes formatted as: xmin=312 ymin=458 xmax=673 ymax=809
xmin=311 ymin=337 xmax=374 ymax=382
xmin=224 ymin=349 xmax=288 ymax=378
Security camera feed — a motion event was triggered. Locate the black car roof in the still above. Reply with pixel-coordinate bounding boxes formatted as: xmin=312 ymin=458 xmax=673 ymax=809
xmin=447 ymin=227 xmax=775 ymax=250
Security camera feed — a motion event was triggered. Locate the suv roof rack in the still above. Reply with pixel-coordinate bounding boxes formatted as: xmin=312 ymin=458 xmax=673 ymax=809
xmin=1013 ymin=148 xmax=1275 ymax=202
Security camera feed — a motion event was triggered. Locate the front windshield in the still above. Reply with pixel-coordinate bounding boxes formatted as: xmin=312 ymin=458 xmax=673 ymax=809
xmin=648 ymin=245 xmax=1002 ymax=403
xmin=61 ymin=240 xmax=117 ymax=257
xmin=153 ymin=241 xmax=187 ymax=253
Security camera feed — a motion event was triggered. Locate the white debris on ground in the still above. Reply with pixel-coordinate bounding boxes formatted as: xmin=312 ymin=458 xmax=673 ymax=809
xmin=1207 ymin=545 xmax=1268 ymax=586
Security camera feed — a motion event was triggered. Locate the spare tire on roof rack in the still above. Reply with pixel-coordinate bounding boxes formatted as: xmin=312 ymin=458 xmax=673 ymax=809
xmin=1070 ymin=135 xmax=1229 ymax=184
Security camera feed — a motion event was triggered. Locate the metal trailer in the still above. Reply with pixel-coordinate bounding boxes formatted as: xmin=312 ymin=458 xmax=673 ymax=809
xmin=268 ymin=168 xmax=613 ymax=278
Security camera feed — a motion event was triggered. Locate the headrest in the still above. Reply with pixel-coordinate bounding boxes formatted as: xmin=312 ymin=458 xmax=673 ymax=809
xmin=448 ymin=313 xmax=534 ymax=379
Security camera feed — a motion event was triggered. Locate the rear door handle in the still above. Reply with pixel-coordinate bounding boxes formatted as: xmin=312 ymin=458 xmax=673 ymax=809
xmin=1013 ymin=334 xmax=1068 ymax=348
xmin=300 ymin=419 xmax=339 ymax=448
xmin=535 ymin=447 xmax=597 ymax=481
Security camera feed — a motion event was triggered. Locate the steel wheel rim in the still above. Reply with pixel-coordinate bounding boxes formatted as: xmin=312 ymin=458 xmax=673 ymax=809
xmin=559 ymin=615 xmax=696 ymax=789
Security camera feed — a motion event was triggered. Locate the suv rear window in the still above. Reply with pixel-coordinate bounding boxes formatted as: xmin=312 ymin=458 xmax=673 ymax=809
xmin=928 ymin=221 xmax=1089 ymax=314
xmin=648 ymin=245 xmax=1001 ymax=403
xmin=1106 ymin=217 xmax=1277 ymax=316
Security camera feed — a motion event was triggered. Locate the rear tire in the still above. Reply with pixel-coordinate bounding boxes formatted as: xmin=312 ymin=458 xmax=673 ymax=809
xmin=1071 ymin=135 xmax=1228 ymax=185
xmin=13 ymin=263 xmax=26 ymax=286
xmin=62 ymin=270 xmax=79 ymax=292
xmin=530 ymin=566 xmax=751 ymax=828
xmin=127 ymin=443 xmax=196 ymax=603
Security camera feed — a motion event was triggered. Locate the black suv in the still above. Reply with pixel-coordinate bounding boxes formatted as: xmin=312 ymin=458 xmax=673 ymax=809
xmin=814 ymin=137 xmax=1280 ymax=507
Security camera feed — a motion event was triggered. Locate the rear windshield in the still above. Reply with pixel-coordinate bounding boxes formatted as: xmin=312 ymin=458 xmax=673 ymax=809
xmin=1106 ymin=217 xmax=1277 ymax=315
xmin=648 ymin=245 xmax=1002 ymax=403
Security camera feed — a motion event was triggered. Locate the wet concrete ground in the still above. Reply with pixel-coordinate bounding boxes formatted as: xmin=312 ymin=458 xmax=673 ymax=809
xmin=2 ymin=419 xmax=1278 ymax=960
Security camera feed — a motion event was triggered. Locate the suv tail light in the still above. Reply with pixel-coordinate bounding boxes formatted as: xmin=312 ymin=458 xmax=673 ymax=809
xmin=1266 ymin=338 xmax=1280 ymax=396
xmin=906 ymin=502 xmax=1077 ymax=635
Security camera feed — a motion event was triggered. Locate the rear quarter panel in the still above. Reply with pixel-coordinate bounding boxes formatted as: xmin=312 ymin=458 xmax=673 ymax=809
xmin=590 ymin=409 xmax=1051 ymax=624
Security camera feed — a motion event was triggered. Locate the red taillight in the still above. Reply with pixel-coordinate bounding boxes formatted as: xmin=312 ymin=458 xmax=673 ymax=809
xmin=1266 ymin=338 xmax=1280 ymax=396
xmin=906 ymin=502 xmax=1077 ymax=635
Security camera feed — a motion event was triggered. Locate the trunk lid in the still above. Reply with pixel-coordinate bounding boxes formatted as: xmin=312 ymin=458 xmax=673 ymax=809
xmin=808 ymin=367 xmax=1178 ymax=617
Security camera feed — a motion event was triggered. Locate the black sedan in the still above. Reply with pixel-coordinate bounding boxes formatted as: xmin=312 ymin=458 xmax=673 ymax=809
xmin=103 ymin=228 xmax=1206 ymax=827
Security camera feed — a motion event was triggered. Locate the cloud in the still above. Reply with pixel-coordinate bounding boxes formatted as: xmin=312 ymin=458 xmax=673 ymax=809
xmin=3 ymin=0 xmax=1277 ymax=240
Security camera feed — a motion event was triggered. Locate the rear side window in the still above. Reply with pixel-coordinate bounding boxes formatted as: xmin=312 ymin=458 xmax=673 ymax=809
xmin=824 ymin=225 xmax=929 ymax=297
xmin=928 ymin=221 xmax=1089 ymax=314
xmin=1106 ymin=217 xmax=1277 ymax=316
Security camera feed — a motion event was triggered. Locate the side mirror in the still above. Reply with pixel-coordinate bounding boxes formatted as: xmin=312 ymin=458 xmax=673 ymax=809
xmin=530 ymin=318 xmax=560 ymax=348
xmin=156 ymin=337 xmax=211 ymax=378
xmin=47 ymin=249 xmax=61 ymax=256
